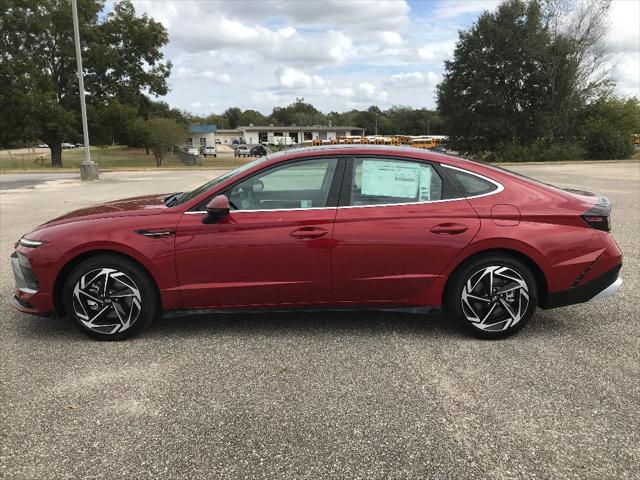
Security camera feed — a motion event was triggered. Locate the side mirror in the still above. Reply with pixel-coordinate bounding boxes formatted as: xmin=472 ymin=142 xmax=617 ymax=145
xmin=203 ymin=195 xmax=229 ymax=224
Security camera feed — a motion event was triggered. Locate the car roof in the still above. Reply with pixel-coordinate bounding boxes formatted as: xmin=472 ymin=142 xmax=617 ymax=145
xmin=264 ymin=144 xmax=468 ymax=167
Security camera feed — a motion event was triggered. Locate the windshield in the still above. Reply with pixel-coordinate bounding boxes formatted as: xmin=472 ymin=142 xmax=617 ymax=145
xmin=173 ymin=155 xmax=271 ymax=205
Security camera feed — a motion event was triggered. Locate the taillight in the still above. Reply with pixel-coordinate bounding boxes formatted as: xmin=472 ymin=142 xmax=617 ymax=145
xmin=581 ymin=214 xmax=610 ymax=231
xmin=581 ymin=195 xmax=612 ymax=231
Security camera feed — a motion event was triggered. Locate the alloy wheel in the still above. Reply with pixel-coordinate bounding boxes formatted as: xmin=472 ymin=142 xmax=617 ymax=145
xmin=461 ymin=265 xmax=530 ymax=332
xmin=72 ymin=268 xmax=142 ymax=335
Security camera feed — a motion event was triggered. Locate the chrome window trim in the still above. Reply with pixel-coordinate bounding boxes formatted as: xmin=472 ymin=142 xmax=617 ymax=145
xmin=183 ymin=164 xmax=504 ymax=215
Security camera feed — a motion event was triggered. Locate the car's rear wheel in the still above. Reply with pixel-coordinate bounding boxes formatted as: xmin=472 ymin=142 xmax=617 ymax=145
xmin=63 ymin=254 xmax=159 ymax=340
xmin=445 ymin=254 xmax=538 ymax=339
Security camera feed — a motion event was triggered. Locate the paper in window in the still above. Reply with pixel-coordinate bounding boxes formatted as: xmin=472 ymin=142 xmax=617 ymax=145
xmin=419 ymin=165 xmax=432 ymax=201
xmin=361 ymin=160 xmax=420 ymax=198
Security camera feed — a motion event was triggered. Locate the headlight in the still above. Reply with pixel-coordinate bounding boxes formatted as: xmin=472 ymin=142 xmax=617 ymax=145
xmin=18 ymin=237 xmax=46 ymax=248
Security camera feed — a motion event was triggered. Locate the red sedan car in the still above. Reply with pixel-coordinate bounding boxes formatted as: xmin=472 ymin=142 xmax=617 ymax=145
xmin=11 ymin=145 xmax=622 ymax=340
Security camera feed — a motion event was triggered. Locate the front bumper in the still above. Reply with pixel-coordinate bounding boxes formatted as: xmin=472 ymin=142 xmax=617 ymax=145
xmin=11 ymin=252 xmax=39 ymax=293
xmin=542 ymin=264 xmax=622 ymax=309
xmin=10 ymin=251 xmax=53 ymax=315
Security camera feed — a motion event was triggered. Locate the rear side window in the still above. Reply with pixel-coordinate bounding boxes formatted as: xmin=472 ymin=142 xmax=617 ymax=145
xmin=344 ymin=157 xmax=443 ymax=206
xmin=447 ymin=168 xmax=498 ymax=197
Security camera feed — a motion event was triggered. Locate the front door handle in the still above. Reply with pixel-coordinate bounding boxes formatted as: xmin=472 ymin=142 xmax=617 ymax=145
xmin=290 ymin=227 xmax=328 ymax=239
xmin=430 ymin=223 xmax=469 ymax=235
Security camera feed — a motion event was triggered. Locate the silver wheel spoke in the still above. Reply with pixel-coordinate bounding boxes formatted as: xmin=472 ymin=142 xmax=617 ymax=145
xmin=72 ymin=267 xmax=142 ymax=335
xmin=461 ymin=265 xmax=530 ymax=332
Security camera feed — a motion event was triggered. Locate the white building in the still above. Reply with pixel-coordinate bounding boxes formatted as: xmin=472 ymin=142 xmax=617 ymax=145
xmin=187 ymin=124 xmax=365 ymax=147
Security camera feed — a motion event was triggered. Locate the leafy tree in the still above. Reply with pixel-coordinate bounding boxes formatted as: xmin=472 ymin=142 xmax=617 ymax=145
xmin=437 ymin=0 xmax=552 ymax=153
xmin=437 ymin=0 xmax=616 ymax=158
xmin=0 ymin=0 xmax=171 ymax=166
xmin=90 ymin=101 xmax=139 ymax=146
xmin=271 ymin=100 xmax=324 ymax=126
xmin=146 ymin=118 xmax=185 ymax=166
xmin=223 ymin=107 xmax=242 ymax=129
xmin=580 ymin=96 xmax=640 ymax=159
xmin=205 ymin=114 xmax=228 ymax=129
xmin=238 ymin=109 xmax=268 ymax=126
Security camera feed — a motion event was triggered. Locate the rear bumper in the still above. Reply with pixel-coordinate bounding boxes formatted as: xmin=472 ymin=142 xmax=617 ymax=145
xmin=542 ymin=264 xmax=622 ymax=309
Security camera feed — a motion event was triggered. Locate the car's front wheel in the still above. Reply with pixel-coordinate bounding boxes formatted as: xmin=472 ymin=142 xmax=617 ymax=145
xmin=445 ymin=254 xmax=538 ymax=339
xmin=63 ymin=254 xmax=159 ymax=340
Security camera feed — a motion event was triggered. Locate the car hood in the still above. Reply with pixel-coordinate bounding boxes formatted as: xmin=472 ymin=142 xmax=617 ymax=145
xmin=39 ymin=194 xmax=169 ymax=228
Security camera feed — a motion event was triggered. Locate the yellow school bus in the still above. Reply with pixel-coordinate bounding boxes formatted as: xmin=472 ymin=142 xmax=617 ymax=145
xmin=410 ymin=136 xmax=439 ymax=149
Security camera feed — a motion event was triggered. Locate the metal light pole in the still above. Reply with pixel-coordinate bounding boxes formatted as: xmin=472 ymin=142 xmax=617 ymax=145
xmin=71 ymin=0 xmax=99 ymax=180
xmin=375 ymin=114 xmax=378 ymax=136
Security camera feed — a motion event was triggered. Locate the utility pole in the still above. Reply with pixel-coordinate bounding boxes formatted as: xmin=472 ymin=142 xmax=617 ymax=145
xmin=71 ymin=0 xmax=99 ymax=180
xmin=296 ymin=96 xmax=304 ymax=143
xmin=375 ymin=114 xmax=378 ymax=136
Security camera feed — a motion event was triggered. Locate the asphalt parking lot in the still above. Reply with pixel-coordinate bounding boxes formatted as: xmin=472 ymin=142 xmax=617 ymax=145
xmin=1 ymin=162 xmax=639 ymax=479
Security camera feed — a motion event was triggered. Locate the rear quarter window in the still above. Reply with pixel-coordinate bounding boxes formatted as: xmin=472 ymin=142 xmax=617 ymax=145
xmin=447 ymin=168 xmax=499 ymax=197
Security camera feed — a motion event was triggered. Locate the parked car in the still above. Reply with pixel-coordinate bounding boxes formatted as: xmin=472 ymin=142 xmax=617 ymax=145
xmin=186 ymin=147 xmax=200 ymax=156
xmin=234 ymin=145 xmax=250 ymax=157
xmin=37 ymin=144 xmax=49 ymax=149
xmin=74 ymin=143 xmax=84 ymax=148
xmin=10 ymin=145 xmax=623 ymax=340
xmin=61 ymin=143 xmax=75 ymax=149
xmin=203 ymin=146 xmax=217 ymax=157
xmin=428 ymin=146 xmax=448 ymax=154
xmin=249 ymin=145 xmax=268 ymax=157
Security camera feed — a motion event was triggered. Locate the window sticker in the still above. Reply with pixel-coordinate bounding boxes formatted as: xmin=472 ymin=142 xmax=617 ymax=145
xmin=419 ymin=165 xmax=432 ymax=201
xmin=300 ymin=200 xmax=312 ymax=208
xmin=361 ymin=160 xmax=420 ymax=198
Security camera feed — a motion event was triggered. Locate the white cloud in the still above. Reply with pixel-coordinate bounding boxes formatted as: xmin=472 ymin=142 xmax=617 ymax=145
xmin=388 ymin=71 xmax=440 ymax=87
xmin=277 ymin=66 xmax=326 ymax=89
xmin=417 ymin=40 xmax=457 ymax=62
xmin=174 ymin=67 xmax=230 ymax=83
xmin=217 ymin=0 xmax=410 ymax=32
xmin=380 ymin=31 xmax=403 ymax=46
xmin=431 ymin=0 xmax=502 ymax=20
xmin=129 ymin=0 xmax=637 ymax=115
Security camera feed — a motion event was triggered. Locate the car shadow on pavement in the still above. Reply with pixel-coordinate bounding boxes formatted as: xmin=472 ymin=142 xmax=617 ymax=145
xmin=148 ymin=309 xmax=461 ymax=339
xmin=12 ymin=308 xmax=573 ymax=341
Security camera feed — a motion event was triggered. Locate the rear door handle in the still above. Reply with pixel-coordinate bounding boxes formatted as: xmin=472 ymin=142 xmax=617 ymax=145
xmin=430 ymin=223 xmax=469 ymax=235
xmin=290 ymin=227 xmax=328 ymax=239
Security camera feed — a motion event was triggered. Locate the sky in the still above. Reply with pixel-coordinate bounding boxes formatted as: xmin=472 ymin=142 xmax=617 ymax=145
xmin=125 ymin=0 xmax=640 ymax=116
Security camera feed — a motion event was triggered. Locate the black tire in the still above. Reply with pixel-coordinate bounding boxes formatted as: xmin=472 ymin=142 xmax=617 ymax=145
xmin=444 ymin=254 xmax=538 ymax=339
xmin=62 ymin=254 xmax=159 ymax=340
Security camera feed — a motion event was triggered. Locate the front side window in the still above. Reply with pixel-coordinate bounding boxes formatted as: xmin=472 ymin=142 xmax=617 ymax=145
xmin=345 ymin=157 xmax=443 ymax=206
xmin=226 ymin=158 xmax=338 ymax=211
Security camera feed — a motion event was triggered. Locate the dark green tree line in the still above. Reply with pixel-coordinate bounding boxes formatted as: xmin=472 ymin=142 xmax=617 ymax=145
xmin=0 ymin=0 xmax=171 ymax=166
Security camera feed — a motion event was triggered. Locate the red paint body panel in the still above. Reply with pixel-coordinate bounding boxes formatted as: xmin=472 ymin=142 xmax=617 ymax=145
xmin=10 ymin=146 xmax=623 ymax=318
xmin=175 ymin=209 xmax=336 ymax=307
xmin=331 ymin=200 xmax=480 ymax=303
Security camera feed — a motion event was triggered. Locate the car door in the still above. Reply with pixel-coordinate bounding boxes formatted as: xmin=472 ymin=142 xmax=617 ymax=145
xmin=331 ymin=156 xmax=480 ymax=303
xmin=175 ymin=157 xmax=343 ymax=308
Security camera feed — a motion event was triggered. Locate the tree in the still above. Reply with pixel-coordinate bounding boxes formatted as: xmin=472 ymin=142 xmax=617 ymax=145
xmin=580 ymin=96 xmax=640 ymax=159
xmin=270 ymin=100 xmax=324 ymax=126
xmin=437 ymin=0 xmax=552 ymax=153
xmin=223 ymin=107 xmax=242 ymax=129
xmin=146 ymin=118 xmax=185 ymax=166
xmin=238 ymin=109 xmax=268 ymax=126
xmin=0 ymin=0 xmax=171 ymax=166
xmin=437 ymin=0 xmax=614 ymax=156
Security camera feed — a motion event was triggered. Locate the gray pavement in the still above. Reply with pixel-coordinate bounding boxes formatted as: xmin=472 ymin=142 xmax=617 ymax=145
xmin=1 ymin=163 xmax=639 ymax=479
xmin=0 ymin=172 xmax=79 ymax=190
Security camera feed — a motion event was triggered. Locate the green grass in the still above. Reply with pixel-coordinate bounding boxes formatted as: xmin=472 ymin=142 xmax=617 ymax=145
xmin=0 ymin=146 xmax=256 ymax=172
